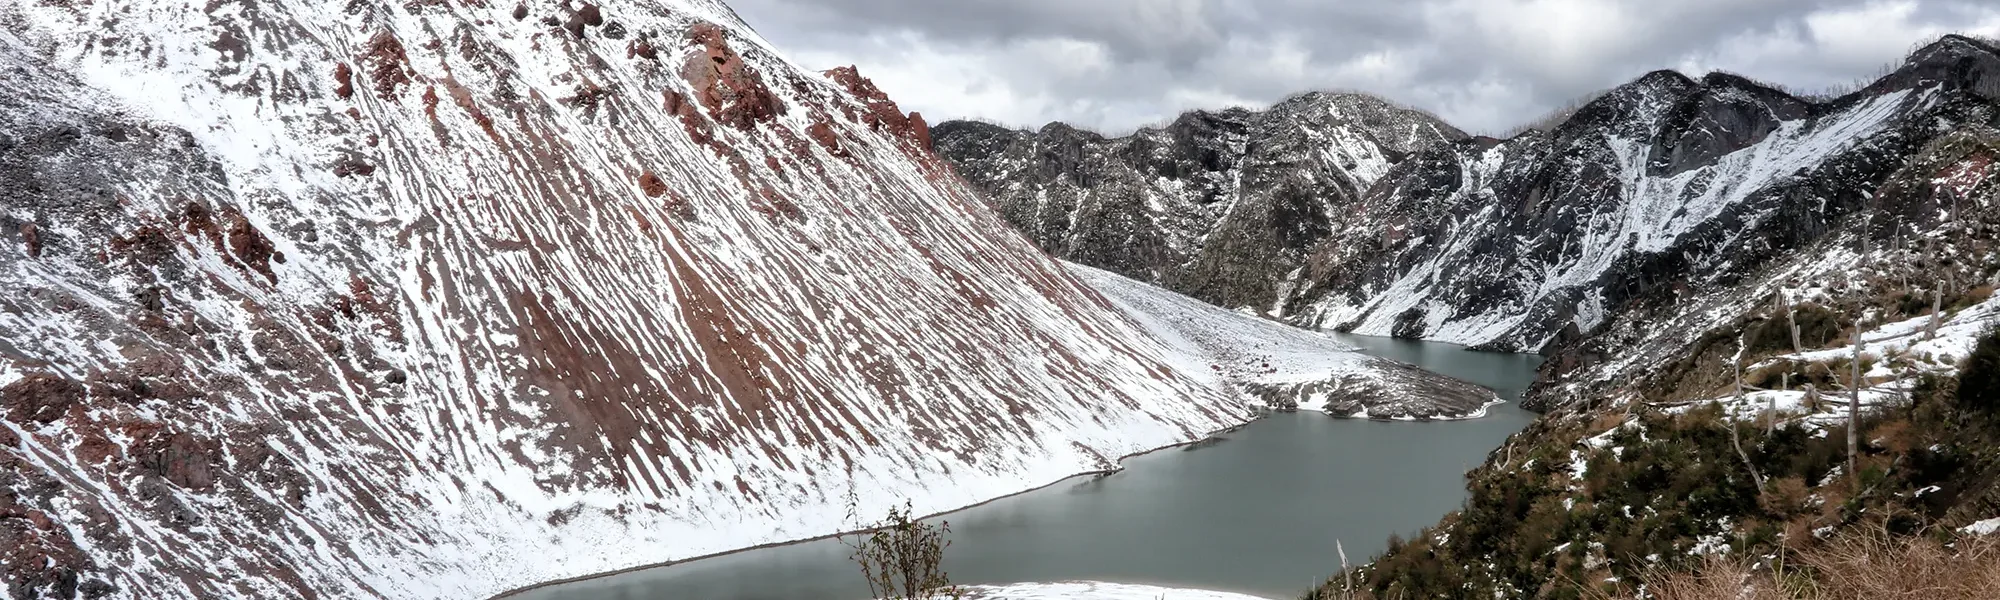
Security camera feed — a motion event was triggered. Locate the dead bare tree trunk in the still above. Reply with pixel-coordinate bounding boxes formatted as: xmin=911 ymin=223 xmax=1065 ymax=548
xmin=1338 ymin=539 xmax=1352 ymax=599
xmin=1772 ymin=371 xmax=1786 ymax=435
xmin=1928 ymin=285 xmax=1944 ymax=341
xmin=1782 ymin=289 xmax=1804 ymax=355
xmin=1849 ymin=328 xmax=1863 ymax=484
xmin=1733 ymin=353 xmax=1767 ymax=493
xmin=1897 ymin=230 xmax=1907 ymax=290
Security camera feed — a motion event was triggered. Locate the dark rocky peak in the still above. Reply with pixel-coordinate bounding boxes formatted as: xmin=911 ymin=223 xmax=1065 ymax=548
xmin=930 ymin=119 xmax=1019 ymax=139
xmin=1035 ymin=120 xmax=1105 ymax=142
xmin=1911 ymin=34 xmax=2000 ymax=66
xmin=1645 ymin=72 xmax=1813 ymax=176
xmin=1848 ymin=34 xmax=2000 ymax=104
xmin=1548 ymin=69 xmax=1700 ymax=143
xmin=928 ymin=120 xmax=1029 ymax=184
xmin=1697 ymin=71 xmax=1811 ymax=116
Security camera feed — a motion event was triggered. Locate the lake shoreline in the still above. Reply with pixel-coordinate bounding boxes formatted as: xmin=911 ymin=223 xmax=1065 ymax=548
xmin=492 ymin=334 xmax=1543 ymax=600
xmin=487 ymin=411 xmax=1272 ymax=600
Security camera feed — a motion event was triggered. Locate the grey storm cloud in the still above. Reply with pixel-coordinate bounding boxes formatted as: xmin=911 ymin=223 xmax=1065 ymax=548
xmin=728 ymin=0 xmax=2000 ymax=134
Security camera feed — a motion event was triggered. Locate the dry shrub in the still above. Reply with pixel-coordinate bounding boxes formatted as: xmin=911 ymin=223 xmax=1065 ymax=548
xmin=1796 ymin=531 xmax=2000 ymax=599
xmin=1641 ymin=531 xmax=2000 ymax=600
xmin=1869 ymin=419 xmax=1918 ymax=454
xmin=1641 ymin=557 xmax=1778 ymax=600
xmin=1588 ymin=412 xmax=1629 ymax=436
xmin=1953 ymin=285 xmax=1994 ymax=311
xmin=1758 ymin=477 xmax=1811 ymax=517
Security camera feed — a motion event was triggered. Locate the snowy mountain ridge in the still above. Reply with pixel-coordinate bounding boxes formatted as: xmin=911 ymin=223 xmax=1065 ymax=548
xmin=933 ymin=92 xmax=1468 ymax=312
xmin=942 ymin=36 xmax=2000 ymax=370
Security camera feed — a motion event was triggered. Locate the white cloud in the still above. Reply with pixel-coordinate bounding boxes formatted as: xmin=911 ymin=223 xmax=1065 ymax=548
xmin=737 ymin=0 xmax=2000 ymax=135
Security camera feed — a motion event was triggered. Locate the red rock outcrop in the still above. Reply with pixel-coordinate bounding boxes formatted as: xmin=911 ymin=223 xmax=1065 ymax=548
xmin=637 ymin=170 xmax=668 ymax=197
xmin=362 ymin=31 xmax=412 ymax=98
xmin=18 ymin=223 xmax=39 ymax=258
xmin=681 ymin=22 xmax=784 ymax=130
xmin=1 ymin=373 xmax=85 ymax=424
xmin=823 ymin=66 xmax=932 ymax=151
xmin=332 ymin=62 xmax=354 ymax=99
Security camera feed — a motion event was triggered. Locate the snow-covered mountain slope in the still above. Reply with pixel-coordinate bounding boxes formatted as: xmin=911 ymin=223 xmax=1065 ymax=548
xmin=932 ymin=93 xmax=1467 ymax=312
xmin=943 ymin=36 xmax=2000 ymax=363
xmin=0 ymin=2 xmax=1494 ymax=599
xmin=1532 ymin=121 xmax=2000 ymax=412
xmin=1068 ymin=262 xmax=1496 ymax=419
xmin=1288 ymin=37 xmax=2000 ymax=356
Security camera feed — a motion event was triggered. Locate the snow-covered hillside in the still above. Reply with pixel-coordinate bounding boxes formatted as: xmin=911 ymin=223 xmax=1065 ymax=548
xmin=1068 ymin=262 xmax=1496 ymax=419
xmin=0 ymin=2 xmax=1491 ymax=599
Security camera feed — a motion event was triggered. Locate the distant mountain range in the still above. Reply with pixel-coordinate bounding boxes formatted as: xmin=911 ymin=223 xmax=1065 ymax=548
xmin=936 ymin=35 xmax=2000 ymax=366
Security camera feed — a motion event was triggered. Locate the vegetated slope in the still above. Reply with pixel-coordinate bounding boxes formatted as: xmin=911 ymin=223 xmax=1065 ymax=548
xmin=932 ymin=93 xmax=1467 ymax=313
xmin=1068 ymin=262 xmax=1496 ymax=419
xmin=1307 ymin=46 xmax=2000 ymax=599
xmin=0 ymin=2 xmax=1482 ymax=599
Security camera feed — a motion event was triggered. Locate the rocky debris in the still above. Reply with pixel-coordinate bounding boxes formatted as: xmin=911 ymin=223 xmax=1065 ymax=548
xmin=806 ymin=120 xmax=847 ymax=158
xmin=134 ymin=430 xmax=217 ymax=491
xmin=18 ymin=222 xmax=39 ymax=258
xmin=225 ymin=213 xmax=284 ymax=282
xmin=332 ymin=154 xmax=375 ymax=177
xmin=362 ymin=31 xmax=412 ymax=98
xmin=637 ymin=170 xmax=667 ymax=197
xmin=681 ymin=22 xmax=783 ymax=130
xmin=562 ymin=3 xmax=604 ymax=39
xmin=0 ymin=499 xmax=89 ymax=600
xmin=332 ymin=62 xmax=354 ymax=100
xmin=2 ymin=373 xmax=86 ymax=425
xmin=626 ymin=38 xmax=657 ymax=60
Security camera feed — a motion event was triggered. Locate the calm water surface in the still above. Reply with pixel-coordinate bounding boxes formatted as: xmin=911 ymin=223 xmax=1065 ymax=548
xmin=513 ymin=335 xmax=1543 ymax=600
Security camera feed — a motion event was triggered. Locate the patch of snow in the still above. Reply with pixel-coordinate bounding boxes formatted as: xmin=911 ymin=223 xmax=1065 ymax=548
xmin=1963 ymin=518 xmax=2000 ymax=536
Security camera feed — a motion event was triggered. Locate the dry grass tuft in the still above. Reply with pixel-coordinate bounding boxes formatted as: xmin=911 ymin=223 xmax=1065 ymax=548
xmin=1639 ymin=531 xmax=2000 ymax=600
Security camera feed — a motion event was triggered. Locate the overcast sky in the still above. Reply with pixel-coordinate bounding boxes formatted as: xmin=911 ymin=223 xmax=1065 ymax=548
xmin=729 ymin=0 xmax=2000 ymax=135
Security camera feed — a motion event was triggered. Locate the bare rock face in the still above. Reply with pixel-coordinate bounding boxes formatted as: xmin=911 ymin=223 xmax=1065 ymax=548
xmin=932 ymin=93 xmax=1468 ymax=312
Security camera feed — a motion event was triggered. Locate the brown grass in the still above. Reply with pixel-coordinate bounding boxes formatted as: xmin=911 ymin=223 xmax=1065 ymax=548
xmin=1635 ymin=532 xmax=2000 ymax=600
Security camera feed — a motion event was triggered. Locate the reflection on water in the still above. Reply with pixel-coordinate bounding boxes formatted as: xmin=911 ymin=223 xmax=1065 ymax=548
xmin=511 ymin=335 xmax=1543 ymax=600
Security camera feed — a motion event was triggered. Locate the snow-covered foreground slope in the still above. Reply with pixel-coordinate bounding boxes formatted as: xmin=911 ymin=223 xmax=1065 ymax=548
xmin=1068 ymin=262 xmax=1497 ymax=419
xmin=0 ymin=2 xmax=1486 ymax=599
